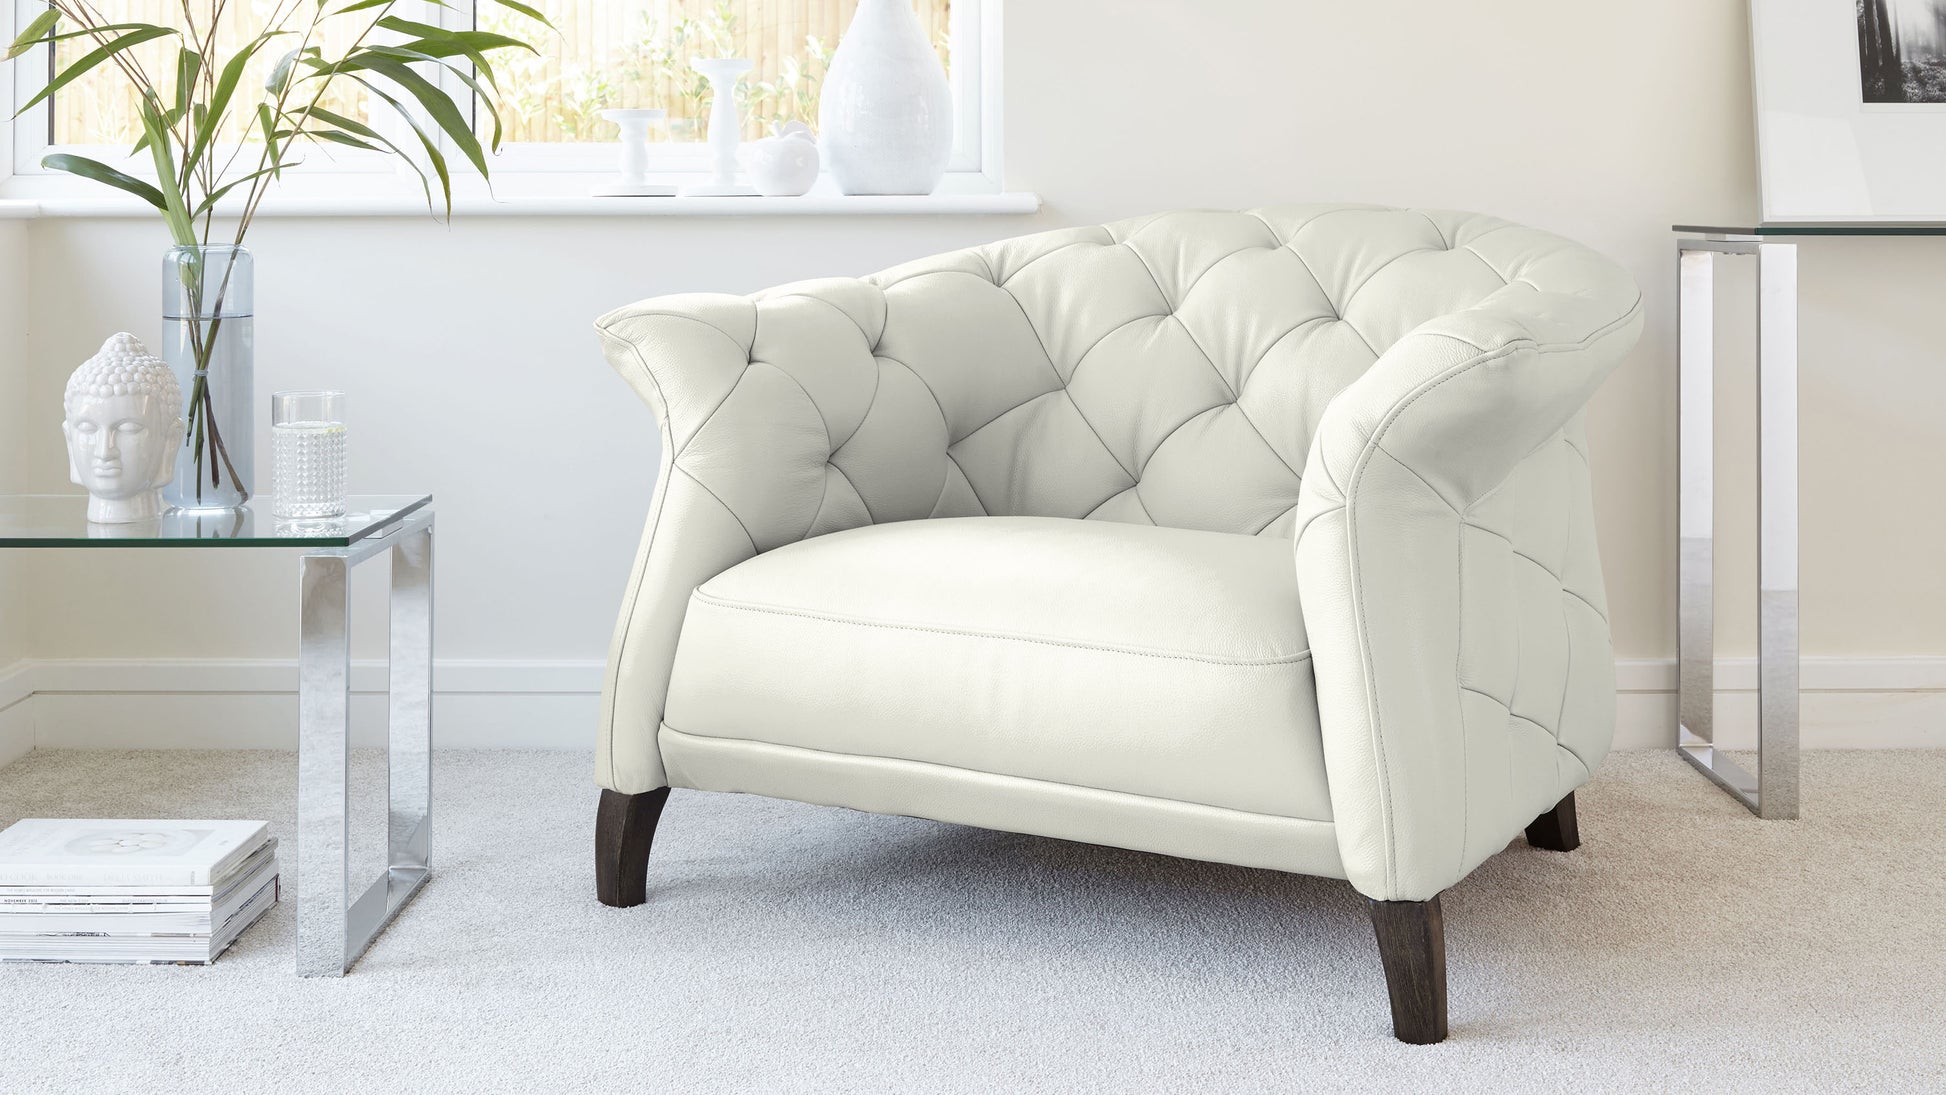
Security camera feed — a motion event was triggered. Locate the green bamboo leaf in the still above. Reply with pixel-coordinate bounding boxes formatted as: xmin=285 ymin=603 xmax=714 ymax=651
xmin=484 ymin=0 xmax=553 ymax=28
xmin=16 ymin=25 xmax=177 ymax=115
xmin=306 ymin=129 xmax=383 ymax=152
xmin=184 ymin=35 xmax=278 ymax=179
xmin=138 ymin=99 xmax=195 ymax=246
xmin=331 ymin=52 xmax=489 ymax=177
xmin=175 ymin=48 xmax=202 ymax=117
xmin=266 ymin=46 xmax=319 ymax=96
xmin=302 ymin=105 xmax=436 ymax=208
xmin=258 ymin=103 xmax=283 ymax=179
xmin=189 ymin=166 xmax=278 ymax=219
xmin=40 ymin=153 xmax=167 ymax=211
xmin=5 ymin=9 xmax=58 ymax=60
xmin=343 ymin=74 xmax=452 ymax=213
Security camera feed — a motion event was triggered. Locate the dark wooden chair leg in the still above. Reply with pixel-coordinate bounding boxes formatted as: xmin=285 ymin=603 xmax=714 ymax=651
xmin=1369 ymin=895 xmax=1448 ymax=1044
xmin=1525 ymin=792 xmax=1581 ymax=852
xmin=596 ymin=787 xmax=672 ymax=908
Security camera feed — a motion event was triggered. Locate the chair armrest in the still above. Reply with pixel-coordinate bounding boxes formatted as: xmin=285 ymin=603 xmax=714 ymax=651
xmin=1294 ymin=285 xmax=1644 ymax=901
xmin=591 ymin=278 xmax=949 ymax=792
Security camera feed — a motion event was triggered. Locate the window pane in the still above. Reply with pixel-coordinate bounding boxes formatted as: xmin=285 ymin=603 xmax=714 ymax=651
xmin=477 ymin=0 xmax=953 ymax=144
xmin=52 ymin=2 xmax=373 ymax=148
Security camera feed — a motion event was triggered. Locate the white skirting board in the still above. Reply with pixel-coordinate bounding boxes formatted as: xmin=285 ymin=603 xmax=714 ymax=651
xmin=0 ymin=656 xmax=1942 ymax=754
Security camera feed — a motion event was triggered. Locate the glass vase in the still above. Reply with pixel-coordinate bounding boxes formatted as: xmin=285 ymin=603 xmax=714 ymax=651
xmin=162 ymin=244 xmax=255 ymax=511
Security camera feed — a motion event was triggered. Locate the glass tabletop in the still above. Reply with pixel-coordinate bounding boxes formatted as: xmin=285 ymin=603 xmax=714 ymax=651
xmin=1675 ymin=223 xmax=1946 ymax=236
xmin=0 ymin=495 xmax=431 ymax=548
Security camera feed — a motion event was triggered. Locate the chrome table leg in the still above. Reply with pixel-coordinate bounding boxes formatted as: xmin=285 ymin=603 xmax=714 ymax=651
xmin=296 ymin=508 xmax=436 ymax=976
xmin=1673 ymin=236 xmax=1800 ymax=819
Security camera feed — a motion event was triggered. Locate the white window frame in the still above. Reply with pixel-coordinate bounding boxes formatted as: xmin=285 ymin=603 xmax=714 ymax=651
xmin=2 ymin=0 xmax=1006 ymax=202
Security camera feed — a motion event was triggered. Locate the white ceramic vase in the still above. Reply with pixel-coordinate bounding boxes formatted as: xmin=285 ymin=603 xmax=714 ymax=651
xmin=818 ymin=0 xmax=953 ymax=195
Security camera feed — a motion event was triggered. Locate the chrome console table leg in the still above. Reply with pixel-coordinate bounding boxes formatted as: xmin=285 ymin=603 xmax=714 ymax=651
xmin=296 ymin=508 xmax=435 ymax=976
xmin=1674 ymin=236 xmax=1799 ymax=819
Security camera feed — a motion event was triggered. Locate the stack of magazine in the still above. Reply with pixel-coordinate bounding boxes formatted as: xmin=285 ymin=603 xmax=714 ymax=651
xmin=0 ymin=819 xmax=279 ymax=965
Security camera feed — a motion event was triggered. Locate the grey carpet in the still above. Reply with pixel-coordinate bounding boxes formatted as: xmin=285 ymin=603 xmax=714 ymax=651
xmin=0 ymin=748 xmax=1942 ymax=1093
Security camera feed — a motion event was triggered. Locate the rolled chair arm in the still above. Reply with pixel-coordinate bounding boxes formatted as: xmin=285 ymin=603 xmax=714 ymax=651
xmin=593 ymin=278 xmax=951 ymax=792
xmin=1295 ymin=282 xmax=1644 ymax=901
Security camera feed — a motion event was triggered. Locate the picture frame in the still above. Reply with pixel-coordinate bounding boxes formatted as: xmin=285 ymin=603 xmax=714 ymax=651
xmin=1752 ymin=0 xmax=1946 ymax=222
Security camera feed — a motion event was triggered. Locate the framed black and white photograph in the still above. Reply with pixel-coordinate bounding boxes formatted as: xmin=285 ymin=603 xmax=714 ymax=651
xmin=1752 ymin=0 xmax=1946 ymax=220
xmin=1859 ymin=0 xmax=1946 ymax=103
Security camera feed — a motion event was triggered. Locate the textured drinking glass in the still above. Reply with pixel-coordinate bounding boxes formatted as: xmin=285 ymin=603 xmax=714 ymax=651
xmin=271 ymin=391 xmax=347 ymax=519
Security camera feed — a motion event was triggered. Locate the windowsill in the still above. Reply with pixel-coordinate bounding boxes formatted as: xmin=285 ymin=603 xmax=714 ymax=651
xmin=0 ymin=170 xmax=1040 ymax=219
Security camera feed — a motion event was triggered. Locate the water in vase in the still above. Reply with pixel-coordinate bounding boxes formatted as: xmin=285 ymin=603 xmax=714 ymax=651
xmin=271 ymin=421 xmax=347 ymax=519
xmin=162 ymin=245 xmax=256 ymax=511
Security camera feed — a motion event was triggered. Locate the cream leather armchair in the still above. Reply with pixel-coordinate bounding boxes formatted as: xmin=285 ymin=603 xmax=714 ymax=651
xmin=592 ymin=205 xmax=1643 ymax=1043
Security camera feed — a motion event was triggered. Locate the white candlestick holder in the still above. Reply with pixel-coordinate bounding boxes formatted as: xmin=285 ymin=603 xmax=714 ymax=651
xmin=595 ymin=109 xmax=675 ymax=197
xmin=680 ymin=58 xmax=757 ymax=197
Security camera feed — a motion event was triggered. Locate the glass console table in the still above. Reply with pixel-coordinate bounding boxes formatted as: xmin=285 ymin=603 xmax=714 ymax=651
xmin=1673 ymin=222 xmax=1946 ymax=818
xmin=0 ymin=494 xmax=434 ymax=975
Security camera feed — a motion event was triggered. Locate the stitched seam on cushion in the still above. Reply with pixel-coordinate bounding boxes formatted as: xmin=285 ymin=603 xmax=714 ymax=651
xmin=676 ymin=469 xmax=760 ymax=555
xmin=876 ymin=352 xmax=993 ymax=517
xmin=1062 ymin=311 xmax=1174 ymax=389
xmin=595 ymin=309 xmax=752 ymax=355
xmin=997 ymin=233 xmax=1115 ymax=288
xmin=1463 ymin=520 xmax=1611 ymax=626
xmin=1552 ymin=598 xmax=1574 ymax=741
xmin=1371 ymin=443 xmax=1463 ymax=515
xmin=1083 ymin=485 xmax=1155 ymax=524
xmin=659 ymin=724 xmax=1339 ymax=826
xmin=1015 ymin=284 xmax=1144 ymax=480
xmin=1339 ymin=246 xmax=1447 ymax=314
xmin=763 ymin=359 xmax=836 ymax=454
xmin=1252 ymin=502 xmax=1299 ymax=537
xmin=674 ymin=364 xmax=755 ymax=461
xmin=1513 ymin=713 xmax=1591 ymax=774
xmin=1290 ymin=501 xmax=1344 ymax=546
xmin=1416 ymin=210 xmax=1451 ymax=249
xmin=949 ymin=386 xmax=1064 ymax=448
xmin=1564 ymin=432 xmax=1592 ymax=469
xmin=826 ymin=462 xmax=879 ymax=526
xmin=1277 ymin=243 xmax=1383 ymax=359
xmin=1338 ymin=296 xmax=1643 ymax=895
xmin=690 ymin=589 xmax=1313 ymax=666
xmin=973 ymin=249 xmax=1001 ymax=284
xmin=1118 ymin=240 xmax=1308 ymax=488
xmin=1459 ymin=684 xmax=1512 ymax=707
xmin=830 ymin=353 xmax=884 ymax=454
xmin=1135 ymin=401 xmax=1226 ymax=479
xmin=764 ymin=288 xmax=885 ymax=348
xmin=1555 ymin=739 xmax=1593 ymax=783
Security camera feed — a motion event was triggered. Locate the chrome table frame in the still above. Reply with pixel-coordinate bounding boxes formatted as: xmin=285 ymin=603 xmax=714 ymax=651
xmin=296 ymin=506 xmax=435 ymax=975
xmin=1675 ymin=234 xmax=1799 ymax=819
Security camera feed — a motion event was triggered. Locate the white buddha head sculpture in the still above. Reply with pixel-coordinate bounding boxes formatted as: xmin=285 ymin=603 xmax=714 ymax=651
xmin=62 ymin=334 xmax=184 ymax=524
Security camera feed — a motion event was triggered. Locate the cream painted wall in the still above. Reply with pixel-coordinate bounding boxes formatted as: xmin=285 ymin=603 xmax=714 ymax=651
xmin=6 ymin=0 xmax=1944 ymax=692
xmin=1 ymin=219 xmax=30 ymax=669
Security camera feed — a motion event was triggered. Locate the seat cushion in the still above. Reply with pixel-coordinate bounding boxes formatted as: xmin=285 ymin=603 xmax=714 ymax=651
xmin=662 ymin=516 xmax=1330 ymax=820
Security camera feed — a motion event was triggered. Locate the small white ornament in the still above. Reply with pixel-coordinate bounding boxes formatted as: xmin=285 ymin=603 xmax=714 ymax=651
xmin=743 ymin=121 xmax=821 ymax=197
xmin=61 ymin=333 xmax=185 ymax=524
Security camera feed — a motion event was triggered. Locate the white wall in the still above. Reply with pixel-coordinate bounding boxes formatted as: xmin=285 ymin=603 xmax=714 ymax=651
xmin=6 ymin=0 xmax=1946 ymax=748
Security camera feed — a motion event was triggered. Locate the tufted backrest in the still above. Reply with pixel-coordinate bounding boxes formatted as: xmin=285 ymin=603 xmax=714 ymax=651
xmin=613 ymin=205 xmax=1626 ymax=549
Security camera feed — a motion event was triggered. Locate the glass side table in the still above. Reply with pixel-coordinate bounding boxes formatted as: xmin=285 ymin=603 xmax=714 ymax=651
xmin=0 ymin=494 xmax=434 ymax=976
xmin=1675 ymin=221 xmax=1946 ymax=817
